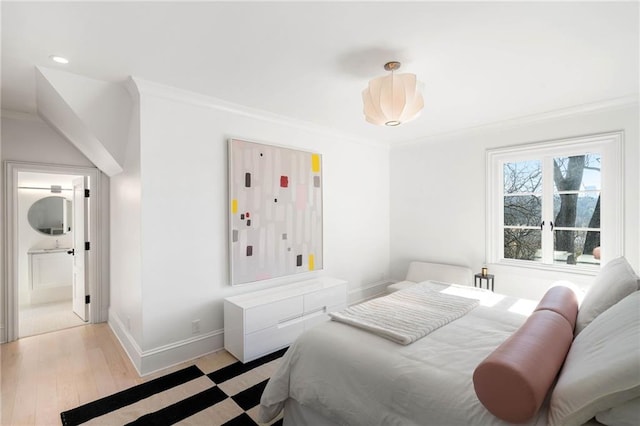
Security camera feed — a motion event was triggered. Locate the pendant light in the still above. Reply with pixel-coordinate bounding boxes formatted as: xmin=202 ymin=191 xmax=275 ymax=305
xmin=362 ymin=61 xmax=424 ymax=126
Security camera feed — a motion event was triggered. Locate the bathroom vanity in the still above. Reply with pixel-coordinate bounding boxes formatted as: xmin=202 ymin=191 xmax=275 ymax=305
xmin=27 ymin=248 xmax=73 ymax=304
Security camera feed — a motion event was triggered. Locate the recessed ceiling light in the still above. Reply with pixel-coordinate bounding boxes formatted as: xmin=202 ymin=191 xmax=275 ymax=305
xmin=49 ymin=55 xmax=69 ymax=64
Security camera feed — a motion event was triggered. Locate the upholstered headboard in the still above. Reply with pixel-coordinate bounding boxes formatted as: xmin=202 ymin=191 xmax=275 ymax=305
xmin=405 ymin=261 xmax=474 ymax=286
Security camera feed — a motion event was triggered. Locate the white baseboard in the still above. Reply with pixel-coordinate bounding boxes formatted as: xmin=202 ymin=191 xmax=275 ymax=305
xmin=107 ymin=280 xmax=395 ymax=376
xmin=96 ymin=305 xmax=109 ymax=324
xmin=348 ymin=280 xmax=395 ymax=305
xmin=139 ymin=330 xmax=224 ymax=376
xmin=108 ymin=308 xmax=225 ymax=376
xmin=108 ymin=309 xmax=144 ymax=373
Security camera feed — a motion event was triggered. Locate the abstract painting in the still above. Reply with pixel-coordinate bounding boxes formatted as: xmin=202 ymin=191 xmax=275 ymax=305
xmin=228 ymin=139 xmax=323 ymax=285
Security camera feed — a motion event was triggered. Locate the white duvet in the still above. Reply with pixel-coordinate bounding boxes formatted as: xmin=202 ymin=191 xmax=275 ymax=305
xmin=259 ymin=281 xmax=549 ymax=426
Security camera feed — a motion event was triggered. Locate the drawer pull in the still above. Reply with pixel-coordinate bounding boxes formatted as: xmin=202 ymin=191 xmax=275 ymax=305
xmin=305 ymin=306 xmax=327 ymax=316
xmin=277 ymin=306 xmax=328 ymax=328
xmin=278 ymin=313 xmax=303 ymax=325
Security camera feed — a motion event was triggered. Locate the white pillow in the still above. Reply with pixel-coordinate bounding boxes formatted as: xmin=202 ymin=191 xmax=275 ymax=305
xmin=595 ymin=397 xmax=640 ymax=426
xmin=575 ymin=257 xmax=640 ymax=335
xmin=548 ymin=291 xmax=640 ymax=426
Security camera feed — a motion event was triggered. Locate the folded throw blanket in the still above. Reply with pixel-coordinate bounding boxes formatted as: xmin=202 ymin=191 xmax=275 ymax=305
xmin=329 ymin=283 xmax=479 ymax=345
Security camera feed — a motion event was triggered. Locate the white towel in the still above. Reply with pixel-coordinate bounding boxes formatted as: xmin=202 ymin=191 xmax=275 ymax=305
xmin=329 ymin=283 xmax=479 ymax=345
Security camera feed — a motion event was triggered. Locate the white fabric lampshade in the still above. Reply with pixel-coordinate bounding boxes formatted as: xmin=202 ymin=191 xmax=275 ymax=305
xmin=362 ymin=72 xmax=424 ymax=126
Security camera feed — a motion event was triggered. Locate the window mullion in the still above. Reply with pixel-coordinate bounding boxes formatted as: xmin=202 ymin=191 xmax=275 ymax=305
xmin=541 ymin=156 xmax=555 ymax=264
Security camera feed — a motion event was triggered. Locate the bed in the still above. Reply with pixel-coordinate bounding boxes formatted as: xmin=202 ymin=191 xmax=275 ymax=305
xmin=258 ymin=259 xmax=640 ymax=426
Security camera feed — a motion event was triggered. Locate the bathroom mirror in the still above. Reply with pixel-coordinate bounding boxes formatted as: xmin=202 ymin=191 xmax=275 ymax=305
xmin=27 ymin=196 xmax=72 ymax=235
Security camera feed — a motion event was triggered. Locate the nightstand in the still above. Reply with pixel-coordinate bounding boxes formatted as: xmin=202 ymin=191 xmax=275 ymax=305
xmin=474 ymin=273 xmax=495 ymax=292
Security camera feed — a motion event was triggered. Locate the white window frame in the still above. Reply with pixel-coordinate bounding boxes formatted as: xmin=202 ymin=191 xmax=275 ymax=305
xmin=486 ymin=131 xmax=624 ymax=274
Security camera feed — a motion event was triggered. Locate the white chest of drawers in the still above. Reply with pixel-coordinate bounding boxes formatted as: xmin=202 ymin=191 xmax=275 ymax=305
xmin=224 ymin=276 xmax=347 ymax=363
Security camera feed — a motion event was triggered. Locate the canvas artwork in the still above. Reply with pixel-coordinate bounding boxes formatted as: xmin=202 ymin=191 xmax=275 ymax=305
xmin=228 ymin=139 xmax=323 ymax=285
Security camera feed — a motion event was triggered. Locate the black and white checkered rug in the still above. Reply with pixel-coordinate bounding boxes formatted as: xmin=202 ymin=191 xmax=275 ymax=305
xmin=60 ymin=348 xmax=287 ymax=425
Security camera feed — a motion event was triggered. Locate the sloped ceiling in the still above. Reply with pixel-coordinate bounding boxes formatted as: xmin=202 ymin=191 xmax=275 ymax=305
xmin=2 ymin=1 xmax=638 ymax=144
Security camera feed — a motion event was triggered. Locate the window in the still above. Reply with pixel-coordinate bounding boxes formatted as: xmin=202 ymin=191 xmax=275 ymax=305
xmin=487 ymin=132 xmax=623 ymax=271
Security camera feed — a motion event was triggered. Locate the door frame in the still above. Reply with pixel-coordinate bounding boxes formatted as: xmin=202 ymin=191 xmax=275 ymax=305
xmin=3 ymin=161 xmax=103 ymax=342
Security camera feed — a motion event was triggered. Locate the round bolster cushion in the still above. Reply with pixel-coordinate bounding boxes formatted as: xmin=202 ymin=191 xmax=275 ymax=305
xmin=534 ymin=286 xmax=578 ymax=330
xmin=473 ymin=310 xmax=574 ymax=423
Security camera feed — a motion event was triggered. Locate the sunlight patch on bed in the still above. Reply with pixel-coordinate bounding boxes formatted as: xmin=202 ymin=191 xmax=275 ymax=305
xmin=507 ymin=299 xmax=537 ymax=316
xmin=439 ymin=286 xmax=505 ymax=307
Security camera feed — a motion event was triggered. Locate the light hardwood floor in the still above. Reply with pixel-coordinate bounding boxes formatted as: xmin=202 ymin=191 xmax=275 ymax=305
xmin=19 ymin=300 xmax=86 ymax=338
xmin=1 ymin=323 xmax=237 ymax=426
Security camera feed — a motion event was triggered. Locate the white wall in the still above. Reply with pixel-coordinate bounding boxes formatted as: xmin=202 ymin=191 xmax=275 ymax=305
xmin=1 ymin=114 xmax=95 ymax=166
xmin=390 ymin=104 xmax=639 ymax=300
xmin=108 ymin=79 xmax=390 ymax=374
xmin=108 ymin=90 xmax=143 ymax=359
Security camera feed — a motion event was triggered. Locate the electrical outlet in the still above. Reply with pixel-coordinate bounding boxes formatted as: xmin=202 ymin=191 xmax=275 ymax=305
xmin=192 ymin=319 xmax=201 ymax=334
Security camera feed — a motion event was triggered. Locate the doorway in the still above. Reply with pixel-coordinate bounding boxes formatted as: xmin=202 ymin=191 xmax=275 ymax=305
xmin=3 ymin=162 xmax=103 ymax=342
xmin=17 ymin=172 xmax=85 ymax=337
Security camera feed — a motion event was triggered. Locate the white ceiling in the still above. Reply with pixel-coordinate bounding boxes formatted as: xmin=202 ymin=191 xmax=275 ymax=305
xmin=2 ymin=1 xmax=638 ymax=144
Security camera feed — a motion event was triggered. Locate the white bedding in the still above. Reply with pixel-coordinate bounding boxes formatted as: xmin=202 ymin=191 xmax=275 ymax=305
xmin=259 ymin=281 xmax=546 ymax=426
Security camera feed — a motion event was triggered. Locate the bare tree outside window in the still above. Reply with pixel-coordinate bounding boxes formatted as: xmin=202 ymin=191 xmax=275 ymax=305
xmin=490 ymin=132 xmax=621 ymax=269
xmin=502 ymin=154 xmax=601 ymax=265
xmin=553 ymin=154 xmax=601 ymax=265
xmin=503 ymin=161 xmax=542 ymax=261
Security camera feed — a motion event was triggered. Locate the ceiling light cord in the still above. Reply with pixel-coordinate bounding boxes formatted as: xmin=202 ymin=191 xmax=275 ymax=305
xmin=387 ymin=63 xmax=399 ymax=126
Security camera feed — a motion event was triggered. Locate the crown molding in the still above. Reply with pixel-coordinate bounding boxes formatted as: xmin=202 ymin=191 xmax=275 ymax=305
xmin=395 ymin=94 xmax=639 ymax=147
xmin=129 ymin=76 xmax=389 ymax=149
